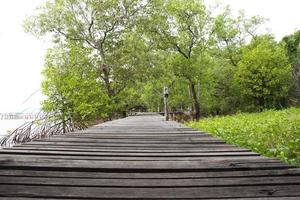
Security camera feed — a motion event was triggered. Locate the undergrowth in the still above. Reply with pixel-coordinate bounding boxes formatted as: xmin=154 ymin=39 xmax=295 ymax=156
xmin=187 ymin=108 xmax=300 ymax=166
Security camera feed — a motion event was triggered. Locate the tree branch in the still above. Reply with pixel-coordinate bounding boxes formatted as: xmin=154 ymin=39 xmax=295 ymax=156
xmin=174 ymin=44 xmax=189 ymax=59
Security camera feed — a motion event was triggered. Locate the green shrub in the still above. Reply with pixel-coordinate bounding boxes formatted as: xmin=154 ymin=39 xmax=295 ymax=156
xmin=187 ymin=108 xmax=300 ymax=166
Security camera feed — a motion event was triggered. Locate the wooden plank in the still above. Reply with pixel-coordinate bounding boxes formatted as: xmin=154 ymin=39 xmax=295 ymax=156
xmin=16 ymin=143 xmax=237 ymax=149
xmin=0 ymin=185 xmax=299 ymax=198
xmin=28 ymin=140 xmax=226 ymax=146
xmin=0 ymin=156 xmax=289 ymax=170
xmin=5 ymin=146 xmax=251 ymax=153
xmin=0 ymin=154 xmax=272 ymax=163
xmin=0 ymin=149 xmax=259 ymax=157
xmin=68 ymin=132 xmax=204 ymax=136
xmin=39 ymin=137 xmax=222 ymax=142
xmin=2 ymin=198 xmax=299 ymax=200
xmin=20 ymin=142 xmax=228 ymax=147
xmin=1 ymin=176 xmax=299 ymax=187
xmin=0 ymin=168 xmax=299 ymax=178
xmin=52 ymin=134 xmax=213 ymax=139
xmin=33 ymin=139 xmax=225 ymax=143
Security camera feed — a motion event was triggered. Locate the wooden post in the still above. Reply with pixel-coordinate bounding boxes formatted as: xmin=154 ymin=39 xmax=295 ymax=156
xmin=163 ymin=87 xmax=169 ymax=121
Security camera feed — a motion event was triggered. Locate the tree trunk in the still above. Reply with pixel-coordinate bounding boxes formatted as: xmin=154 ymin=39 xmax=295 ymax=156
xmin=254 ymin=96 xmax=264 ymax=112
xmin=100 ymin=65 xmax=114 ymax=121
xmin=102 ymin=66 xmax=114 ymax=98
xmin=190 ymin=81 xmax=200 ymax=120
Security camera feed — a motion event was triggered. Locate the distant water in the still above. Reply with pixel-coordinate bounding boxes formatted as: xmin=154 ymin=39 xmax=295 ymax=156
xmin=0 ymin=119 xmax=29 ymax=139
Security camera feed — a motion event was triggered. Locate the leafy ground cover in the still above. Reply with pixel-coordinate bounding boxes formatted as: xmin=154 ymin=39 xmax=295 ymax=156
xmin=187 ymin=108 xmax=300 ymax=166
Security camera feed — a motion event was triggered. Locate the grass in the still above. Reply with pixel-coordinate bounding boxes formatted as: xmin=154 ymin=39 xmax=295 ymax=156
xmin=187 ymin=107 xmax=300 ymax=166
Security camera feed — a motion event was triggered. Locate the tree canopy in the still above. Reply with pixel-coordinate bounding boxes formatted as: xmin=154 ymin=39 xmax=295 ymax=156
xmin=235 ymin=35 xmax=291 ymax=111
xmin=282 ymin=30 xmax=300 ymax=106
xmin=25 ymin=0 xmax=297 ymax=123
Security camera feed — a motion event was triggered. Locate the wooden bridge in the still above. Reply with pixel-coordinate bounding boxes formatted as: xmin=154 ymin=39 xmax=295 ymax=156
xmin=0 ymin=113 xmax=299 ymax=199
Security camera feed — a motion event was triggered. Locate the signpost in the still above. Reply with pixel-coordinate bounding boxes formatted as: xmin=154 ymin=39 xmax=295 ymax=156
xmin=163 ymin=87 xmax=169 ymax=121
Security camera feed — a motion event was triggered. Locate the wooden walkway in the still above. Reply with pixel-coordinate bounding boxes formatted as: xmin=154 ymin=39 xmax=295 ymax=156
xmin=0 ymin=113 xmax=299 ymax=199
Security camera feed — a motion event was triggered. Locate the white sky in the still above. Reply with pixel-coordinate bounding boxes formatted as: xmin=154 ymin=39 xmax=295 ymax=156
xmin=0 ymin=0 xmax=49 ymax=113
xmin=0 ymin=0 xmax=299 ymax=113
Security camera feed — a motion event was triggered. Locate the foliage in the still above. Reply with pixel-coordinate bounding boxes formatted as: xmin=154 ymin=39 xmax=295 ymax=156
xmin=140 ymin=0 xmax=265 ymax=119
xmin=187 ymin=108 xmax=300 ymax=166
xmin=25 ymin=0 xmax=151 ymax=120
xmin=42 ymin=42 xmax=110 ymax=122
xmin=281 ymin=30 xmax=300 ymax=106
xmin=235 ymin=35 xmax=292 ymax=111
xmin=25 ymin=0 xmax=299 ymax=122
xmin=143 ymin=0 xmax=215 ymax=119
xmin=282 ymin=30 xmax=300 ymax=64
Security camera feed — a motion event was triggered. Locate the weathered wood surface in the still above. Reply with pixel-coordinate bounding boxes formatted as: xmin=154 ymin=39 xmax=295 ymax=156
xmin=0 ymin=113 xmax=299 ymax=199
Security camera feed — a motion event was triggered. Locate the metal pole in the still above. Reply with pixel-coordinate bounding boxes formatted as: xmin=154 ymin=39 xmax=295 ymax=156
xmin=163 ymin=87 xmax=169 ymax=121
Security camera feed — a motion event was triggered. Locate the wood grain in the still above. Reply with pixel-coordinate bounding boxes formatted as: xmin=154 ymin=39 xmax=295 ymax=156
xmin=0 ymin=113 xmax=298 ymax=199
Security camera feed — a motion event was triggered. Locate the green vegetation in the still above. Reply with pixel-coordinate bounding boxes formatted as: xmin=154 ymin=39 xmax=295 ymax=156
xmin=282 ymin=30 xmax=300 ymax=106
xmin=23 ymin=0 xmax=299 ymax=131
xmin=235 ymin=36 xmax=291 ymax=111
xmin=187 ymin=108 xmax=300 ymax=166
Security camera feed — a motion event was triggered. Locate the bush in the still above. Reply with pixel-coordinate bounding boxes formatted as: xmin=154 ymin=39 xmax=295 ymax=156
xmin=187 ymin=108 xmax=300 ymax=166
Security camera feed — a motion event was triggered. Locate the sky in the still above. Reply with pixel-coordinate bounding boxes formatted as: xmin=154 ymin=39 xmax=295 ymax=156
xmin=0 ymin=0 xmax=49 ymax=113
xmin=0 ymin=0 xmax=299 ymax=113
